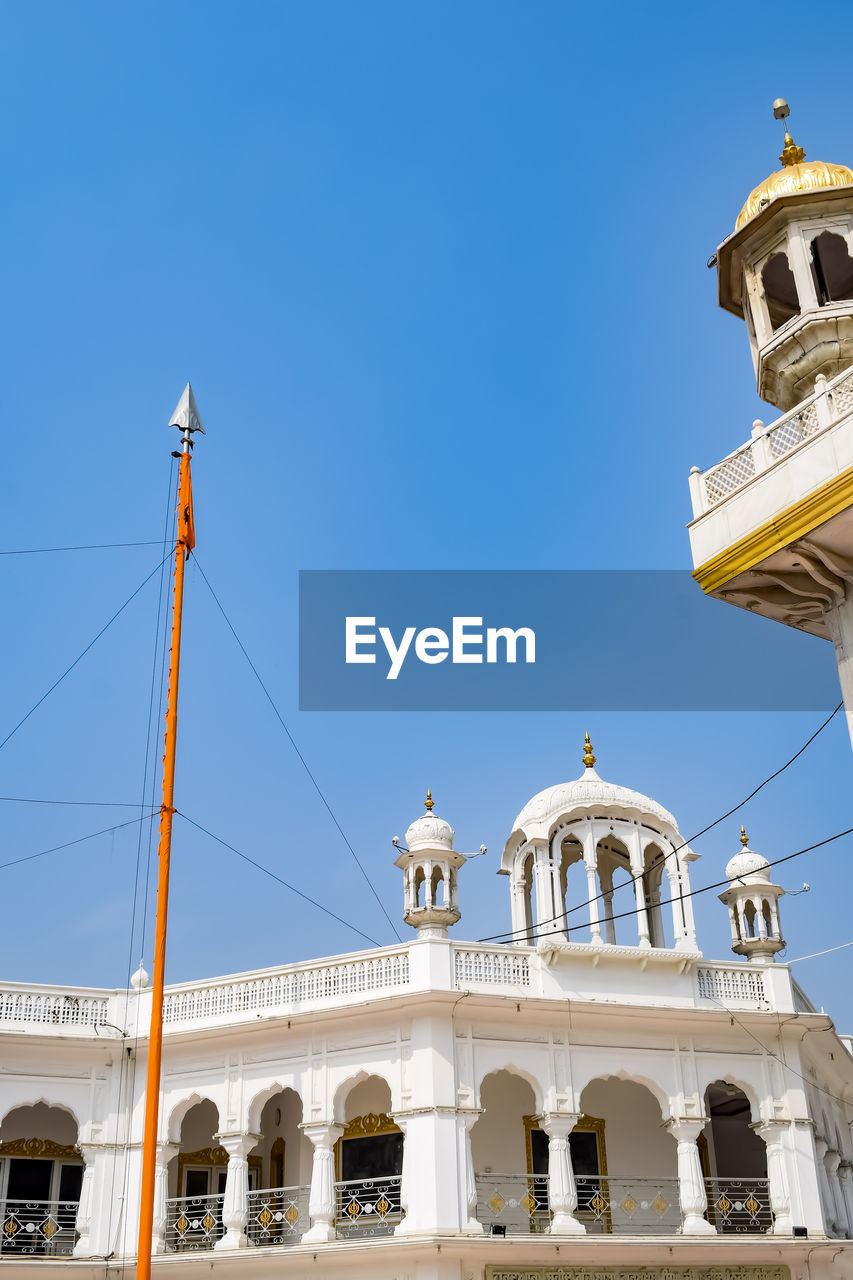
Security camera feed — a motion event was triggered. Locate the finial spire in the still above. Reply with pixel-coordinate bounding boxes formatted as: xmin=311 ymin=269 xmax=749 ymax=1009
xmin=583 ymin=732 xmax=596 ymax=769
xmin=740 ymin=824 xmax=749 ymax=847
xmin=773 ymin=98 xmax=805 ymax=167
xmin=425 ymin=789 xmax=434 ymax=812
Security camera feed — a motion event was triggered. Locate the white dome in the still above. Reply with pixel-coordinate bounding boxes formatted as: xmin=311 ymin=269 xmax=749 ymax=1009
xmin=406 ymin=812 xmax=455 ymax=852
xmin=130 ymin=965 xmax=150 ymax=991
xmin=513 ymin=767 xmax=678 ymax=835
xmin=725 ymin=847 xmax=771 ymax=884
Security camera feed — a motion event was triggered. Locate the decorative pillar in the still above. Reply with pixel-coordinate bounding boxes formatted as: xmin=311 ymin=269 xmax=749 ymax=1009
xmin=824 ymin=1146 xmax=848 ymax=1237
xmin=752 ymin=1120 xmax=793 ymax=1234
xmin=627 ymin=828 xmax=651 ymax=948
xmin=582 ymin=827 xmax=601 ymax=943
xmin=539 ymin=1113 xmax=585 ymax=1235
xmin=72 ymin=1144 xmax=100 ymax=1257
xmin=814 ymin=1135 xmax=839 ymax=1234
xmin=666 ymin=1119 xmax=714 ymax=1234
xmin=214 ymin=1132 xmax=259 ymax=1250
xmin=838 ymin=1162 xmax=853 ymax=1239
xmin=301 ymin=1122 xmax=343 ymax=1242
xmin=151 ymin=1142 xmax=179 ymax=1255
xmin=462 ymin=1112 xmax=483 ymax=1234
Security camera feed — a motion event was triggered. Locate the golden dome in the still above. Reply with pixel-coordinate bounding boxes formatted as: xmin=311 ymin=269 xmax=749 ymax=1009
xmin=735 ymin=128 xmax=853 ymax=230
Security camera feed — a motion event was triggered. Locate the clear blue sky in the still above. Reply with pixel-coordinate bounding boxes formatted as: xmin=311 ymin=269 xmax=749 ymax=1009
xmin=2 ymin=2 xmax=852 ymax=1023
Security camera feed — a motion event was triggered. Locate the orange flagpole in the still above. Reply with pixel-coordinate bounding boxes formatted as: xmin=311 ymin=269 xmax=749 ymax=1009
xmin=137 ymin=390 xmax=201 ymax=1280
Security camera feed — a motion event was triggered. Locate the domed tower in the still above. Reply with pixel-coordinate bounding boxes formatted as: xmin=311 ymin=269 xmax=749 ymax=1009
xmin=719 ymin=827 xmax=785 ymax=961
xmin=395 ymin=791 xmax=465 ymax=937
xmin=499 ymin=736 xmax=699 ymax=954
xmin=719 ymin=99 xmax=853 ymax=410
xmin=689 ymin=100 xmax=853 ymax=748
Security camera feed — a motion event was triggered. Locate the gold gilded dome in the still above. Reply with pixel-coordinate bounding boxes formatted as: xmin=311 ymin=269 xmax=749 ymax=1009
xmin=735 ymin=119 xmax=853 ymax=230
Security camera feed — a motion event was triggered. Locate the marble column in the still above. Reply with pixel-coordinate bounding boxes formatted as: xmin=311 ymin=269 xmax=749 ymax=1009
xmin=838 ymin=1162 xmax=853 ymax=1239
xmin=752 ymin=1120 xmax=793 ymax=1235
xmin=666 ymin=1119 xmax=714 ymax=1234
xmin=539 ymin=1113 xmax=585 ymax=1235
xmin=301 ymin=1122 xmax=343 ymax=1242
xmin=214 ymin=1132 xmax=260 ymax=1249
xmin=824 ymin=1146 xmax=848 ymax=1237
xmin=72 ymin=1143 xmax=99 ymax=1257
xmin=814 ymin=1135 xmax=839 ymax=1234
xmin=459 ymin=1111 xmax=483 ymax=1234
xmin=151 ymin=1142 xmax=179 ymax=1255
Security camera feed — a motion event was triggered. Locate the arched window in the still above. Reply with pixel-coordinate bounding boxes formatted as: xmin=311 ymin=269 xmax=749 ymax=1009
xmin=744 ymin=900 xmax=757 ymax=938
xmin=414 ymin=866 xmax=425 ymax=909
xmin=430 ymin=865 xmax=444 ymax=907
xmin=761 ymin=252 xmax=799 ymax=331
xmin=810 ymin=231 xmax=853 ymax=305
xmin=762 ymin=900 xmax=773 ymax=938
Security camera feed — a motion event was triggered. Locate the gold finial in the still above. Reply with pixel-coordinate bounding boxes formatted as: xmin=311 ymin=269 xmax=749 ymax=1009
xmin=773 ymin=98 xmax=805 ymax=167
xmin=740 ymin=825 xmax=749 ymax=847
xmin=583 ymin=732 xmax=596 ymax=769
xmin=425 ymin=789 xmax=434 ymax=812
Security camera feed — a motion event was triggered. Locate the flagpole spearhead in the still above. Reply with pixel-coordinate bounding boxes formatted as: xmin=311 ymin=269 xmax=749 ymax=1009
xmin=169 ymin=383 xmax=205 ymax=453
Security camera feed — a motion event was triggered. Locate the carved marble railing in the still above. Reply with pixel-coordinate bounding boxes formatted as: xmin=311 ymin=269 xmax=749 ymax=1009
xmin=453 ymin=945 xmax=532 ymax=990
xmin=691 ymin=365 xmax=853 ymax=515
xmin=695 ymin=964 xmax=768 ymax=1007
xmin=162 ymin=947 xmax=411 ymax=1027
xmin=0 ymin=987 xmax=111 ymax=1031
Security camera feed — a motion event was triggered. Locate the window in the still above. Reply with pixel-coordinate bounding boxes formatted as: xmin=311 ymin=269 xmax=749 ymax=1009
xmin=810 ymin=231 xmax=853 ymax=305
xmin=761 ymin=252 xmax=799 ymax=331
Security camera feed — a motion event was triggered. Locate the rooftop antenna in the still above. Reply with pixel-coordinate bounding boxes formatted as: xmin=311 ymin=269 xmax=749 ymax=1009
xmin=137 ymin=384 xmax=204 ymax=1280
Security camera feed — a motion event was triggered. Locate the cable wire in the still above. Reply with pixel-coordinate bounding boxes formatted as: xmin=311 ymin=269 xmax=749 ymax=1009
xmin=478 ymin=826 xmax=853 ymax=941
xmin=788 ymin=939 xmax=853 ymax=964
xmin=191 ymin=556 xmax=401 ymax=943
xmin=0 ymin=813 xmax=159 ymax=873
xmin=176 ymin=811 xmax=382 ymax=948
xmin=0 ymin=550 xmax=173 ymax=755
xmin=0 ymin=540 xmax=169 ymax=555
xmin=482 ymin=702 xmax=844 ymax=944
xmin=0 ymin=795 xmax=151 ymax=808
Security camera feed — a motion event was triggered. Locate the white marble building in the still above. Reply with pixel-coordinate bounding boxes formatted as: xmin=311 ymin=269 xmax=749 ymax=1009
xmin=1 ymin=742 xmax=852 ymax=1280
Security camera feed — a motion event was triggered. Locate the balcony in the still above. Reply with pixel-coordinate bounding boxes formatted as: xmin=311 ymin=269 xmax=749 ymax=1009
xmin=473 ymin=1174 xmax=775 ymax=1236
xmin=164 ymin=1177 xmax=402 ymax=1252
xmin=0 ymin=1198 xmax=79 ymax=1256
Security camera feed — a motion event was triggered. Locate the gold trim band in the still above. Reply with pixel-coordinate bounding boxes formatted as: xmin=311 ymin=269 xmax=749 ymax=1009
xmin=693 ymin=465 xmax=853 ymax=594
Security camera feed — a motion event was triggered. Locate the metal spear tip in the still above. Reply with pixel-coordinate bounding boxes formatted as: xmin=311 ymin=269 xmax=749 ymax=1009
xmin=169 ymin=382 xmax=206 ymax=435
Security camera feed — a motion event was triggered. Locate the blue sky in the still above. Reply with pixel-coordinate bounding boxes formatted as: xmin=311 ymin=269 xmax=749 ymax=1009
xmin=2 ymin=2 xmax=853 ymax=1022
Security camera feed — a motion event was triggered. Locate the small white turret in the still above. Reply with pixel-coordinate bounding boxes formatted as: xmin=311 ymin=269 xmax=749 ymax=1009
xmin=719 ymin=827 xmax=785 ymax=961
xmin=395 ymin=791 xmax=464 ymax=937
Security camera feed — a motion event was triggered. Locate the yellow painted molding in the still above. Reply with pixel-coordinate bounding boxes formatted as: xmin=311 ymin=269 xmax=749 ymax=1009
xmin=693 ymin=465 xmax=853 ymax=594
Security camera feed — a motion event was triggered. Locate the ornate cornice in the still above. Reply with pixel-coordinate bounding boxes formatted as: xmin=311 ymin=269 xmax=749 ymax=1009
xmin=342 ymin=1112 xmax=401 ymax=1139
xmin=0 ymin=1137 xmax=80 ymax=1160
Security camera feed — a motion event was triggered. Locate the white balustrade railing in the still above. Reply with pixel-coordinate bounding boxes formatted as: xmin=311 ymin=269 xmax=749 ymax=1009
xmin=696 ymin=965 xmax=767 ymax=1007
xmin=453 ymin=946 xmax=532 ymax=989
xmin=0 ymin=988 xmax=110 ymax=1030
xmin=163 ymin=948 xmax=410 ymax=1026
xmin=693 ymin=365 xmax=853 ymax=514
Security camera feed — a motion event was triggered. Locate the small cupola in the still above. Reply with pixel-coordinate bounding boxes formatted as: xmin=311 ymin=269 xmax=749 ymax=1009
xmin=719 ymin=827 xmax=785 ymax=961
xmin=716 ymin=99 xmax=853 ymax=410
xmin=395 ymin=791 xmax=464 ymax=937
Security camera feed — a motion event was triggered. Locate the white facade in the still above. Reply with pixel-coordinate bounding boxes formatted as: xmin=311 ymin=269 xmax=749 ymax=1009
xmin=2 ymin=761 xmax=852 ymax=1280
